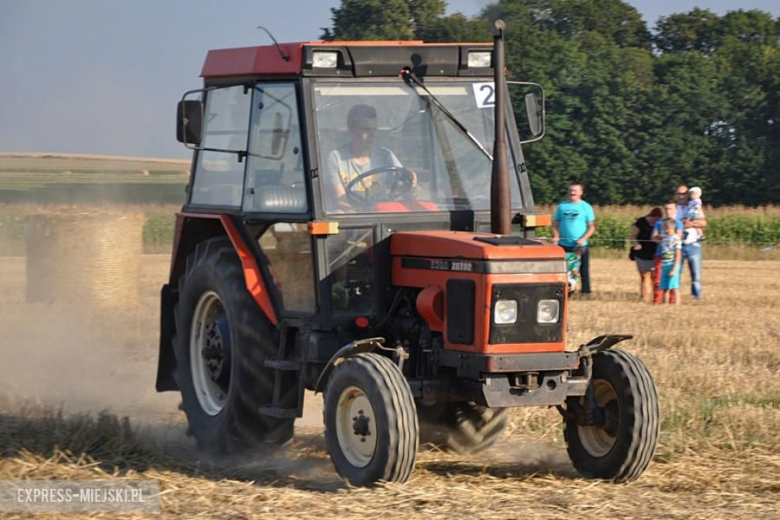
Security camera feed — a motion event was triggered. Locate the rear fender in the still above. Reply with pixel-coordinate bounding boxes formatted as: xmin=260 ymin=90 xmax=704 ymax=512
xmin=156 ymin=213 xmax=278 ymax=393
xmin=167 ymin=213 xmax=277 ymax=324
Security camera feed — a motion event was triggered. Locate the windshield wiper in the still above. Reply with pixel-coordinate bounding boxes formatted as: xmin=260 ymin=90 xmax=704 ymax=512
xmin=400 ymin=69 xmax=493 ymax=161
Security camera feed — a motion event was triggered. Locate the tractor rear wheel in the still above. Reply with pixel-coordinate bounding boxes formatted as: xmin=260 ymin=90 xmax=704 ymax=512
xmin=173 ymin=238 xmax=294 ymax=453
xmin=324 ymin=353 xmax=418 ymax=486
xmin=417 ymin=402 xmax=508 ymax=455
xmin=564 ymin=349 xmax=659 ymax=482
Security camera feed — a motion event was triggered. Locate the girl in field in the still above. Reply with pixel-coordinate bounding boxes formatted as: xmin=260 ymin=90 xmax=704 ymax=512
xmin=659 ymin=218 xmax=682 ymax=305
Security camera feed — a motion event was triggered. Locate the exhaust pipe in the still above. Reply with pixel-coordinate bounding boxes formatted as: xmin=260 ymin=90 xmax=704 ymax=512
xmin=490 ymin=19 xmax=511 ymax=236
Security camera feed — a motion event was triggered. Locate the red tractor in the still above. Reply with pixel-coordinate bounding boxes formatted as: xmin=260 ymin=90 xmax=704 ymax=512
xmin=156 ymin=22 xmax=659 ymax=486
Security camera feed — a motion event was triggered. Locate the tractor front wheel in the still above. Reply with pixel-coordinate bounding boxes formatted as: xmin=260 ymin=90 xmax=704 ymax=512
xmin=324 ymin=353 xmax=418 ymax=486
xmin=564 ymin=349 xmax=659 ymax=482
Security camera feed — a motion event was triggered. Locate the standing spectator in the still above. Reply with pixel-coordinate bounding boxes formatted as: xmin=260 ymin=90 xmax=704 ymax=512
xmin=651 ymin=201 xmax=683 ymax=304
xmin=629 ymin=207 xmax=662 ymax=303
xmin=552 ymin=182 xmax=596 ymax=295
xmin=675 ymin=185 xmax=707 ymax=300
xmin=658 ymin=218 xmax=682 ymax=305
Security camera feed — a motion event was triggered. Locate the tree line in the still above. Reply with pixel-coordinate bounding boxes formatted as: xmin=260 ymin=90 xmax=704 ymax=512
xmin=322 ymin=0 xmax=780 ymax=206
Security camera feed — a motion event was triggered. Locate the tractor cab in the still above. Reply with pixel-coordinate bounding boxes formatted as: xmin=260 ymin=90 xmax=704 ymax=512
xmin=158 ymin=31 xmax=659 ymax=488
xmin=174 ymin=41 xmax=546 ymax=324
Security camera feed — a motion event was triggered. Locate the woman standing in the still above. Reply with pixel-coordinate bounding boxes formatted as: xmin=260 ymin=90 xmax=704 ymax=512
xmin=630 ymin=208 xmax=662 ymax=303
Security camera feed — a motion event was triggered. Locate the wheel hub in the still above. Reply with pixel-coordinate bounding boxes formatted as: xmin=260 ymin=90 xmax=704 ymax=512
xmin=352 ymin=411 xmax=371 ymax=439
xmin=202 ymin=317 xmax=230 ymax=384
xmin=577 ymin=379 xmax=620 ymax=458
xmin=335 ymin=386 xmax=377 ymax=468
xmin=190 ymin=291 xmax=231 ymax=416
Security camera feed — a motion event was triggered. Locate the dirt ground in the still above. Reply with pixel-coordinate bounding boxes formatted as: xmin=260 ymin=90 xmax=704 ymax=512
xmin=1 ymin=249 xmax=779 ymax=518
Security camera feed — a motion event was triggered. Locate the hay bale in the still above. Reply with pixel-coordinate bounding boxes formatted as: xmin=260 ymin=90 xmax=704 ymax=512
xmin=26 ymin=211 xmax=145 ymax=308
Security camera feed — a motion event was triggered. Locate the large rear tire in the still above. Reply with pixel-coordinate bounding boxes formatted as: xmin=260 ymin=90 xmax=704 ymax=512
xmin=173 ymin=238 xmax=294 ymax=454
xmin=564 ymin=349 xmax=659 ymax=482
xmin=417 ymin=402 xmax=507 ymax=455
xmin=324 ymin=353 xmax=418 ymax=486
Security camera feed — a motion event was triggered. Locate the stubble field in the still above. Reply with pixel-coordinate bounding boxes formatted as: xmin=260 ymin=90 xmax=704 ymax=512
xmin=0 ymin=154 xmax=778 ymax=518
xmin=0 ymin=252 xmax=778 ymax=518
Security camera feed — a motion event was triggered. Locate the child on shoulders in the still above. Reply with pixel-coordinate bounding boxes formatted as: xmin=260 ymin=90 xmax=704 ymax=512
xmin=682 ymin=186 xmax=704 ymax=243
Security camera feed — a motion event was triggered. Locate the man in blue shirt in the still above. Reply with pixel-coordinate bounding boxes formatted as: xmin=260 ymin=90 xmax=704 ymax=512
xmin=552 ymin=182 xmax=596 ymax=294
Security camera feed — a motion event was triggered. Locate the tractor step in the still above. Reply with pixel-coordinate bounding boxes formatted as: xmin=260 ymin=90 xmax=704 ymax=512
xmin=258 ymin=405 xmax=299 ymax=418
xmin=264 ymin=358 xmax=303 ymax=371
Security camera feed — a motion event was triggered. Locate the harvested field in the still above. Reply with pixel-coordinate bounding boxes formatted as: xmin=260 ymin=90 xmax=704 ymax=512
xmin=0 ymin=154 xmax=777 ymax=517
xmin=1 ymin=248 xmax=778 ymax=518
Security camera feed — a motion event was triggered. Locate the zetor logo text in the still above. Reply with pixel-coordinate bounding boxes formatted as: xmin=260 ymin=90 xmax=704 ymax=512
xmin=429 ymin=259 xmax=473 ymax=272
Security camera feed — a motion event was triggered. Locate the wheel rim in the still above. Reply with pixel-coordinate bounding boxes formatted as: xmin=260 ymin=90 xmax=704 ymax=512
xmin=190 ymin=290 xmax=231 ymax=416
xmin=335 ymin=386 xmax=377 ymax=468
xmin=577 ymin=379 xmax=620 ymax=458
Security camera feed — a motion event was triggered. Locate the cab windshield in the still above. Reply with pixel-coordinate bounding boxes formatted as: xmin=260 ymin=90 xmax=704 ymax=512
xmin=313 ymin=81 xmax=524 ymax=215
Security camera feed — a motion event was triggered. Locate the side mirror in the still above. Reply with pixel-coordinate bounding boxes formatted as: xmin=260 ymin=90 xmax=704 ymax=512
xmin=507 ymin=81 xmax=545 ymax=144
xmin=176 ymin=100 xmax=203 ymax=146
xmin=525 ymin=93 xmax=542 ymax=137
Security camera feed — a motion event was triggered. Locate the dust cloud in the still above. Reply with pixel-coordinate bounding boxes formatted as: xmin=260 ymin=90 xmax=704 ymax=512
xmin=0 ymin=218 xmax=332 ymax=477
xmin=0 ymin=228 xmax=182 ymax=429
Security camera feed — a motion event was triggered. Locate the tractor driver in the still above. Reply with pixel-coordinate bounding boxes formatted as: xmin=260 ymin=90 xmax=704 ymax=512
xmin=324 ymin=104 xmax=417 ymax=213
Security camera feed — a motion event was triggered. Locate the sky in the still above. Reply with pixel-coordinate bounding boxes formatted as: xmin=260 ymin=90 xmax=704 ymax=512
xmin=1 ymin=0 xmax=778 ymax=159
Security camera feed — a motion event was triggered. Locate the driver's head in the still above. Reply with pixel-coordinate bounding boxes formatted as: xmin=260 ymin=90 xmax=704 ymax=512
xmin=347 ymin=104 xmax=378 ymax=148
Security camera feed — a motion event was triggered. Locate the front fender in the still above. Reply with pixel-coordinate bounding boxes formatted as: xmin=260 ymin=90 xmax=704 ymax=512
xmin=579 ymin=334 xmax=634 ymax=356
xmin=314 ymin=337 xmax=386 ymax=393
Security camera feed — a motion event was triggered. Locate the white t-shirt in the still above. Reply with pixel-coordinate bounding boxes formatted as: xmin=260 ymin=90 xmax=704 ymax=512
xmin=324 ymin=144 xmax=401 ymax=211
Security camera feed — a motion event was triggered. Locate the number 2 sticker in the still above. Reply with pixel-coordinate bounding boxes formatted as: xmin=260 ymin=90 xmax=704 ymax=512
xmin=472 ymin=82 xmax=495 ymax=109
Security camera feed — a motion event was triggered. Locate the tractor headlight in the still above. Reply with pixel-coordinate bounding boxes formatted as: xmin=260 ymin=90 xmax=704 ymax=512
xmin=312 ymin=51 xmax=338 ymax=68
xmin=468 ymin=51 xmax=492 ymax=68
xmin=494 ymin=299 xmax=518 ymax=325
xmin=537 ymin=299 xmax=560 ymax=324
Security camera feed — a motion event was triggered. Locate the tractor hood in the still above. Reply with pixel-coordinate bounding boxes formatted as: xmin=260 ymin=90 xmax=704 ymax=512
xmin=390 ymin=231 xmax=564 ymax=261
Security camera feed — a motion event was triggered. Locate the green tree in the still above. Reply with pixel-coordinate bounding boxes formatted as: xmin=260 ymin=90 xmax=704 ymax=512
xmin=653 ymin=8 xmax=720 ymax=54
xmin=416 ymin=13 xmax=492 ymax=42
xmin=409 ymin=0 xmax=446 ymax=33
xmin=320 ymin=0 xmax=780 ymax=205
xmin=709 ymin=12 xmax=780 ymax=204
xmin=322 ymin=0 xmax=490 ymax=43
xmin=485 ymin=0 xmax=656 ymax=204
xmin=322 ymin=0 xmax=414 ymax=41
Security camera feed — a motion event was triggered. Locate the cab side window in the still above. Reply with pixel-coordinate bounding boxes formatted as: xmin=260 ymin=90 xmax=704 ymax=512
xmin=243 ymin=83 xmax=307 ymax=213
xmin=190 ymin=86 xmax=250 ymax=207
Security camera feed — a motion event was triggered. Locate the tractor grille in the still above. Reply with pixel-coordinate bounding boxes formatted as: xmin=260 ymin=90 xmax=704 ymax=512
xmin=489 ymin=283 xmax=566 ymax=345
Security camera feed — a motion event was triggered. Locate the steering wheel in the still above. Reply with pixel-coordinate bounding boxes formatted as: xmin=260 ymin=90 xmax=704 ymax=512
xmin=344 ymin=166 xmax=415 ymax=207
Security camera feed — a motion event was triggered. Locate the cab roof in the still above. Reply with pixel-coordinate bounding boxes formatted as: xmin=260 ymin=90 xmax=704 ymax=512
xmin=201 ymin=41 xmax=494 ymax=79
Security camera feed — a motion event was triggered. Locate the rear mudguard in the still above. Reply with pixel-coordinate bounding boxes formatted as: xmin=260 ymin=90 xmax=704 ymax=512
xmin=155 ymin=213 xmax=277 ymax=392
